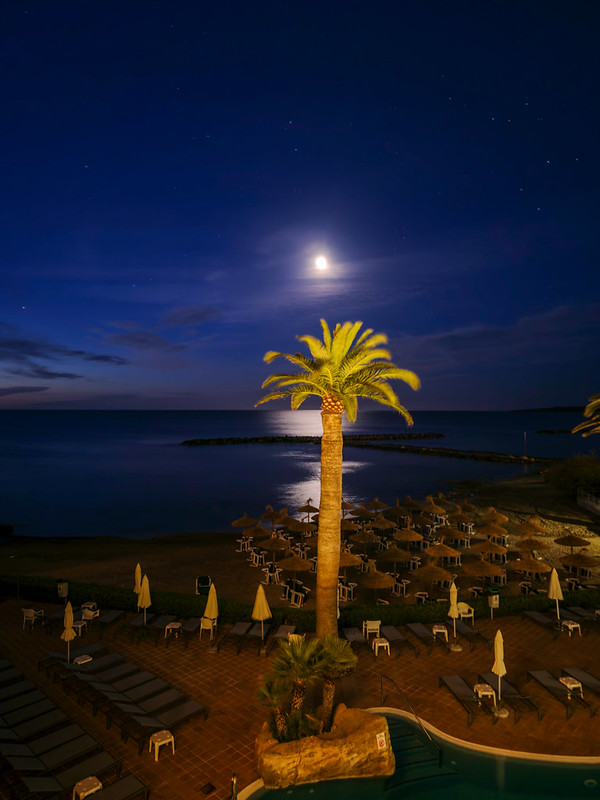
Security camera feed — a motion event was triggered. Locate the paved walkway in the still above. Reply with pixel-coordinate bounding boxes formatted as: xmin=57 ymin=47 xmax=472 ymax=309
xmin=3 ymin=598 xmax=600 ymax=800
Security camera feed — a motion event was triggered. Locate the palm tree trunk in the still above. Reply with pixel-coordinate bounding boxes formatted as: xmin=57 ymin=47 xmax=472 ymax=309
xmin=321 ymin=678 xmax=336 ymax=732
xmin=316 ymin=410 xmax=343 ymax=637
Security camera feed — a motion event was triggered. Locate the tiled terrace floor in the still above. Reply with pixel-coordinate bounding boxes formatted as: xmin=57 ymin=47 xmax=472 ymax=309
xmin=2 ymin=597 xmax=600 ymax=800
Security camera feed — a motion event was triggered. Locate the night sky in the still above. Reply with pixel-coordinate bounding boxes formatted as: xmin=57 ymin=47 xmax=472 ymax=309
xmin=2 ymin=1 xmax=599 ymax=412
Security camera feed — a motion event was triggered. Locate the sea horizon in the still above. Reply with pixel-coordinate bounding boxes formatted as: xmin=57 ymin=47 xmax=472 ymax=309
xmin=0 ymin=409 xmax=594 ymax=541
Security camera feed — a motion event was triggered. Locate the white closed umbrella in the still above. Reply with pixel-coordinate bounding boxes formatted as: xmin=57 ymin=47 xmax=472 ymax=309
xmin=547 ymin=568 xmax=563 ymax=621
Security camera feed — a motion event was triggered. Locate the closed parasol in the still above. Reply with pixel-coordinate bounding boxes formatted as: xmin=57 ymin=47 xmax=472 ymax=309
xmin=61 ymin=601 xmax=77 ymax=663
xmin=138 ymin=574 xmax=152 ymax=623
xmin=492 ymin=629 xmax=508 ymax=716
xmin=448 ymin=582 xmax=461 ymax=650
xmin=251 ymin=584 xmax=272 ymax=642
xmin=547 ymin=568 xmax=563 ymax=621
xmin=203 ymin=583 xmax=219 ymax=621
xmin=133 ymin=563 xmax=142 ymax=596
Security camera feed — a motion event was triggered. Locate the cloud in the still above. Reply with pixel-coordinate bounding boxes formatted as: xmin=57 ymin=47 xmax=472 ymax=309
xmin=105 ymin=328 xmax=187 ymax=352
xmin=161 ymin=305 xmax=219 ymax=328
xmin=0 ymin=323 xmax=129 ymax=382
xmin=0 ymin=385 xmax=48 ymax=397
xmin=391 ymin=303 xmax=600 ymax=374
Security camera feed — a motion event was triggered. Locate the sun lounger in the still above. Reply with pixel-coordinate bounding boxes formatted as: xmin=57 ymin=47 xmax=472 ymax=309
xmin=216 ymin=621 xmax=251 ymax=652
xmin=342 ymin=627 xmax=370 ymax=652
xmin=454 ymin=620 xmax=490 ymax=652
xmin=265 ymin=624 xmax=296 ymax=655
xmin=0 ymin=667 xmax=22 ymax=685
xmin=113 ymin=671 xmax=156 ymax=692
xmin=0 ymin=689 xmax=45 ymax=715
xmin=143 ymin=614 xmax=178 ymax=645
xmin=121 ymin=699 xmax=207 ymax=754
xmin=380 ymin=625 xmax=418 ymax=657
xmin=137 ymin=688 xmax=185 ymax=715
xmin=439 ymin=674 xmax=494 ymax=726
xmin=13 ymin=708 xmax=67 ymax=739
xmin=94 ymin=773 xmax=148 ymax=800
xmin=0 ymin=679 xmax=35 ymax=701
xmin=527 ymin=669 xmax=594 ymax=719
xmin=41 ymin=733 xmax=99 ymax=770
xmin=478 ymin=672 xmax=542 ymax=723
xmin=29 ymin=723 xmax=86 ymax=755
xmin=566 ymin=607 xmax=598 ymax=622
xmin=125 ymin=678 xmax=169 ymax=703
xmin=4 ymin=698 xmax=55 ymax=727
xmin=56 ymin=750 xmax=121 ymax=789
xmin=240 ymin=623 xmax=271 ymax=654
xmin=180 ymin=617 xmax=202 ymax=649
xmin=98 ymin=609 xmax=125 ymax=626
xmin=561 ymin=667 xmax=600 ymax=696
xmin=406 ymin=623 xmax=448 ymax=655
xmin=523 ymin=611 xmax=559 ymax=636
xmin=94 ymin=662 xmax=140 ymax=684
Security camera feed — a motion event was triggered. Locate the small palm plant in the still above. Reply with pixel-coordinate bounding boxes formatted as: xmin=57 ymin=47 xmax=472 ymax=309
xmin=573 ymin=394 xmax=600 ymax=437
xmin=315 ymin=635 xmax=358 ymax=732
xmin=269 ymin=637 xmax=322 ymax=712
xmin=256 ymin=675 xmax=291 ymax=741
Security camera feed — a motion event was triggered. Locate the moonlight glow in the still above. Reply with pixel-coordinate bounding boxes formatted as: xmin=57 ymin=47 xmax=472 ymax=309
xmin=315 ymin=255 xmax=328 ymax=270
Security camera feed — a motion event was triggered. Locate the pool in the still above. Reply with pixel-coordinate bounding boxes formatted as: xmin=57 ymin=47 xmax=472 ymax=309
xmin=241 ymin=709 xmax=600 ymax=800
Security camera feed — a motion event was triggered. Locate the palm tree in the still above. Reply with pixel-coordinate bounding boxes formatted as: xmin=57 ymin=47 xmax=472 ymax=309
xmin=256 ymin=675 xmax=291 ymax=741
xmin=315 ymin=635 xmax=358 ymax=732
xmin=269 ymin=637 xmax=322 ymax=712
xmin=257 ymin=319 xmax=420 ymax=636
xmin=572 ymin=394 xmax=600 ymax=437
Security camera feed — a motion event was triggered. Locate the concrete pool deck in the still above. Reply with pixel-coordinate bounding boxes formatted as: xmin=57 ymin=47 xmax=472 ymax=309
xmin=2 ymin=597 xmax=599 ymax=800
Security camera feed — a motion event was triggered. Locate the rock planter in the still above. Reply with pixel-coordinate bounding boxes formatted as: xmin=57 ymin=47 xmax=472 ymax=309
xmin=256 ymin=705 xmax=395 ymax=789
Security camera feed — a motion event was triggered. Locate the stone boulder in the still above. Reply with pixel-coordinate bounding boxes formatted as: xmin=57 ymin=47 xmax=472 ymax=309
xmin=256 ymin=705 xmax=396 ymax=789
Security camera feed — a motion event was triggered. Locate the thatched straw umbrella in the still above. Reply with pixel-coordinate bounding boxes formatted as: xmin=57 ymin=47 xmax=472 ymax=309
xmin=297 ymin=499 xmax=319 ymax=521
xmin=350 ymin=529 xmax=381 ymax=555
xmin=278 ymin=552 xmax=314 ymax=584
xmin=425 ymin=542 xmax=461 ymax=561
xmin=511 ymin=556 xmax=552 ymax=576
xmin=480 ymin=506 xmax=509 ymax=525
xmin=413 ymin=561 xmax=453 ymax=588
xmin=435 ymin=492 xmax=456 ymax=509
xmin=245 ymin=524 xmax=272 ymax=540
xmin=560 ymin=552 xmax=600 ymax=571
xmin=260 ymin=505 xmax=280 ymax=529
xmin=469 ymin=539 xmax=507 ymax=559
xmin=554 ymin=531 xmax=589 ymax=554
xmin=366 ymin=497 xmax=389 ymax=510
xmin=338 ymin=549 xmax=362 ymax=578
xmin=394 ymin=528 xmax=424 ymax=548
xmin=352 ymin=505 xmax=376 ymax=521
xmin=369 ymin=515 xmax=397 ymax=532
xmin=517 ymin=536 xmax=550 ymax=554
xmin=422 ymin=495 xmax=448 ymax=517
xmin=514 ymin=517 xmax=546 ymax=536
xmin=360 ymin=569 xmax=396 ymax=602
xmin=341 ymin=500 xmax=355 ymax=517
xmin=260 ymin=536 xmax=289 ymax=563
xmin=231 ymin=513 xmax=258 ymax=528
xmin=477 ymin=523 xmax=509 ymax=541
xmin=377 ymin=544 xmax=409 ymax=573
xmin=449 ymin=509 xmax=474 ymax=527
xmin=403 ymin=495 xmax=422 ymax=511
xmin=462 ymin=557 xmax=505 ymax=579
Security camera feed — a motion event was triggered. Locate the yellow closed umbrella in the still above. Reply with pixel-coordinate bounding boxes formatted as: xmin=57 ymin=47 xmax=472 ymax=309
xmin=203 ymin=583 xmax=219 ymax=621
xmin=448 ymin=582 xmax=461 ymax=651
xmin=138 ymin=574 xmax=152 ymax=624
xmin=133 ymin=563 xmax=142 ymax=596
xmin=61 ymin=601 xmax=77 ymax=663
xmin=547 ymin=568 xmax=563 ymax=621
xmin=251 ymin=584 xmax=272 ymax=643
xmin=492 ymin=629 xmax=508 ymax=717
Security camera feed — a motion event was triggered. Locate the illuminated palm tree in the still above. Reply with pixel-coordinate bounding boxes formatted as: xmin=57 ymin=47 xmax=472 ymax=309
xmin=572 ymin=394 xmax=600 ymax=437
xmin=257 ymin=319 xmax=420 ymax=636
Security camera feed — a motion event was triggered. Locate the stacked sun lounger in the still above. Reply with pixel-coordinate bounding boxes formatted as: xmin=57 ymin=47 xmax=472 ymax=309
xmin=49 ymin=647 xmax=208 ymax=755
xmin=0 ymin=654 xmax=148 ymax=800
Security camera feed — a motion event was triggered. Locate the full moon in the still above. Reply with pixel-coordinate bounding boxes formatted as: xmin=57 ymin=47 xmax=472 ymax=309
xmin=315 ymin=255 xmax=328 ymax=270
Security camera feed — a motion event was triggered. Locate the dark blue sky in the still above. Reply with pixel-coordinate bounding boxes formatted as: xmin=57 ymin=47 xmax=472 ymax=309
xmin=1 ymin=1 xmax=599 ymax=411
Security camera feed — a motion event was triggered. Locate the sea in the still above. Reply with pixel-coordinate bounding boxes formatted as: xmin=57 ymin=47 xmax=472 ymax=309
xmin=0 ymin=409 xmax=596 ymax=540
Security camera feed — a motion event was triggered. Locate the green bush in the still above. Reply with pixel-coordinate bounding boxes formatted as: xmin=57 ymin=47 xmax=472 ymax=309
xmin=544 ymin=453 xmax=600 ymax=496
